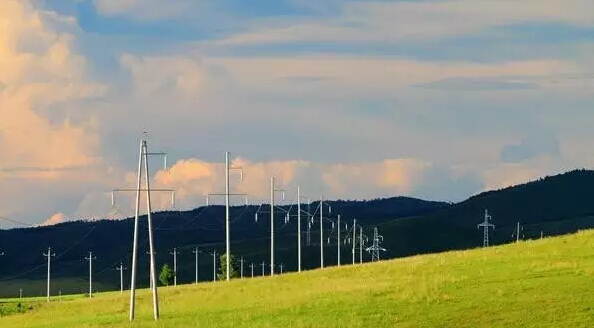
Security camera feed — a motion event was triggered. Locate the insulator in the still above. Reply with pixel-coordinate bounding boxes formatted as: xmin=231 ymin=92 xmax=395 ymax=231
xmin=328 ymin=206 xmax=332 ymax=214
xmin=331 ymin=222 xmax=334 ymax=229
xmin=255 ymin=213 xmax=258 ymax=223
xmin=327 ymin=237 xmax=330 ymax=244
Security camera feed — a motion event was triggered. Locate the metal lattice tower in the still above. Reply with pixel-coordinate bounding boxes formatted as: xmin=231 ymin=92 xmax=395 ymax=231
xmin=477 ymin=209 xmax=495 ymax=247
xmin=365 ymin=227 xmax=386 ymax=262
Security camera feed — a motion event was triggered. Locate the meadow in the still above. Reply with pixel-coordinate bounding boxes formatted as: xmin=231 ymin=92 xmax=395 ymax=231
xmin=2 ymin=230 xmax=594 ymax=327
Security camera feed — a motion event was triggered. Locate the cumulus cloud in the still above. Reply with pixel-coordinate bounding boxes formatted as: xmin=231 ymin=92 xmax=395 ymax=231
xmin=40 ymin=212 xmax=67 ymax=226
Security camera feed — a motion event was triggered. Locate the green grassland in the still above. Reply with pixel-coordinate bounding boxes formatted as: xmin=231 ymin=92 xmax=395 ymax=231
xmin=2 ymin=230 xmax=594 ymax=327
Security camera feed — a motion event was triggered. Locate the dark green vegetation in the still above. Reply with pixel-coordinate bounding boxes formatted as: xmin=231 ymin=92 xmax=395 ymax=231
xmin=1 ymin=169 xmax=593 ymax=298
xmin=2 ymin=229 xmax=594 ymax=327
xmin=158 ymin=264 xmax=174 ymax=286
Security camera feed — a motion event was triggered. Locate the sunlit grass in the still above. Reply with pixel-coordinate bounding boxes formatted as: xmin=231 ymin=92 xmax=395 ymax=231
xmin=2 ymin=230 xmax=594 ymax=327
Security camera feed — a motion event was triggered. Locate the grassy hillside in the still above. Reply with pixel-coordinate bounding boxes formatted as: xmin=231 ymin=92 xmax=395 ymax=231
xmin=2 ymin=229 xmax=594 ymax=327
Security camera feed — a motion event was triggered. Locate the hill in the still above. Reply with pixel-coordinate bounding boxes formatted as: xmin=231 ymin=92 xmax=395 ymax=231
xmin=2 ymin=169 xmax=594 ymax=298
xmin=0 ymin=197 xmax=447 ymax=297
xmin=377 ymin=169 xmax=594 ymax=259
xmin=2 ymin=229 xmax=594 ymax=327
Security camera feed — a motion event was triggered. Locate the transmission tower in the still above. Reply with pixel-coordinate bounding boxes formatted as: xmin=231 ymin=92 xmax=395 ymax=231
xmin=365 ymin=227 xmax=386 ymax=262
xmin=477 ymin=209 xmax=495 ymax=247
xmin=84 ymin=252 xmax=97 ymax=298
xmin=43 ymin=247 xmax=55 ymax=303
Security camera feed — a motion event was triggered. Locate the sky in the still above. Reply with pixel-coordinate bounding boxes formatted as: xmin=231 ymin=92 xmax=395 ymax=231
xmin=1 ymin=0 xmax=593 ymax=227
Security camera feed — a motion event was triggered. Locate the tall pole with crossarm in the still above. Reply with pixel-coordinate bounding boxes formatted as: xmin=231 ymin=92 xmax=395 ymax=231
xmin=192 ymin=247 xmax=199 ymax=284
xmin=118 ymin=136 xmax=172 ymax=321
xmin=270 ymin=177 xmax=285 ymax=276
xmin=85 ymin=252 xmax=96 ymax=298
xmin=206 ymin=152 xmax=243 ymax=282
xmin=116 ymin=263 xmax=127 ymax=294
xmin=43 ymin=247 xmax=55 ymax=303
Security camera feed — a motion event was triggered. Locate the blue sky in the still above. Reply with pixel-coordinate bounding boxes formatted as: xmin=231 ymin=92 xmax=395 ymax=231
xmin=1 ymin=0 xmax=593 ymax=226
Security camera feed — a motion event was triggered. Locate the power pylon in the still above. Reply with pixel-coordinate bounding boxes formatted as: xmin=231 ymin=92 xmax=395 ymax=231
xmin=477 ymin=209 xmax=495 ymax=247
xmin=365 ymin=227 xmax=386 ymax=262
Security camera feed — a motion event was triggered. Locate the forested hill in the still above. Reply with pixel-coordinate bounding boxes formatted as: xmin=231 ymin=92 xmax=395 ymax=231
xmin=378 ymin=169 xmax=594 ymax=259
xmin=0 ymin=197 xmax=448 ymax=297
xmin=1 ymin=169 xmax=594 ymax=298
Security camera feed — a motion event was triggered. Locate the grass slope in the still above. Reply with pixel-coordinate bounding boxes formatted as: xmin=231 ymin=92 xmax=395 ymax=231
xmin=2 ymin=230 xmax=594 ymax=327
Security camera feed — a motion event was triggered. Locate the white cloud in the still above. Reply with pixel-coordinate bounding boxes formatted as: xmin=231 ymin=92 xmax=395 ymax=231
xmin=40 ymin=212 xmax=67 ymax=226
xmin=217 ymin=0 xmax=594 ymax=45
xmin=93 ymin=0 xmax=205 ymax=20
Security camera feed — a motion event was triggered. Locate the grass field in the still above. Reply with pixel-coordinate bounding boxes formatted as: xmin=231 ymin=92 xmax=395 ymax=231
xmin=2 ymin=230 xmax=594 ymax=327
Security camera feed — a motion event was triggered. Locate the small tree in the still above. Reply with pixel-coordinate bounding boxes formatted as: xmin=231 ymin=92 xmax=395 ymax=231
xmin=217 ymin=254 xmax=240 ymax=280
xmin=159 ymin=264 xmax=174 ymax=286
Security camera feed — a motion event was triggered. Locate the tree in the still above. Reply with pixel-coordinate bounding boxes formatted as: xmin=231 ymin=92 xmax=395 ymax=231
xmin=217 ymin=254 xmax=239 ymax=280
xmin=159 ymin=264 xmax=174 ymax=286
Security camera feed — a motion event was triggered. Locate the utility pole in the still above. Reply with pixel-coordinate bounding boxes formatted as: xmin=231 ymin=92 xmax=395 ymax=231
xmin=306 ymin=201 xmax=312 ymax=247
xmin=260 ymin=261 xmax=265 ymax=276
xmin=250 ymin=263 xmax=254 ymax=278
xmin=365 ymin=227 xmax=386 ymax=262
xmin=297 ymin=186 xmax=302 ymax=272
xmin=337 ymin=215 xmax=341 ymax=266
xmin=279 ymin=263 xmax=284 ymax=274
xmin=43 ymin=247 xmax=55 ymax=303
xmin=19 ymin=288 xmax=22 ymax=299
xmin=146 ymin=250 xmax=157 ymax=289
xmin=170 ymin=248 xmax=179 ymax=286
xmin=240 ymin=257 xmax=245 ymax=279
xmin=477 ymin=209 xmax=495 ymax=247
xmin=512 ymin=221 xmax=523 ymax=243
xmin=359 ymin=226 xmax=363 ymax=264
xmin=352 ymin=219 xmax=356 ymax=264
xmin=192 ymin=247 xmax=199 ymax=284
xmin=211 ymin=250 xmax=217 ymax=282
xmin=119 ymin=136 xmax=171 ymax=321
xmin=116 ymin=262 xmax=127 ymax=294
xmin=320 ymin=197 xmax=324 ymax=268
xmin=206 ymin=153 xmax=244 ymax=282
xmin=270 ymin=176 xmax=285 ymax=276
xmin=85 ymin=252 xmax=97 ymax=298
